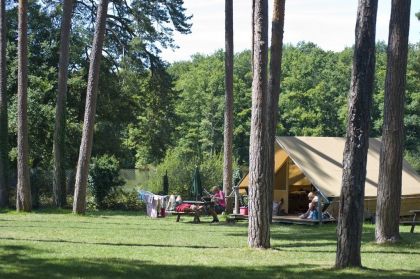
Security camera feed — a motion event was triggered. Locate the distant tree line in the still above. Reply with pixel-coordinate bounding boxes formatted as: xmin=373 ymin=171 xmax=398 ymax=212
xmin=168 ymin=42 xmax=420 ymax=172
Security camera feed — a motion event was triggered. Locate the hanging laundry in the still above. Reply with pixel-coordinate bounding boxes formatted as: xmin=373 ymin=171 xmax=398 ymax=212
xmin=138 ymin=190 xmax=168 ymax=218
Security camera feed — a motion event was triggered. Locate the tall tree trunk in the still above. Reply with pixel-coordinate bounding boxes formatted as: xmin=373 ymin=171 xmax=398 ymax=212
xmin=53 ymin=0 xmax=74 ymax=208
xmin=335 ymin=0 xmax=378 ymax=268
xmin=223 ymin=0 xmax=234 ymax=214
xmin=16 ymin=0 xmax=31 ymax=212
xmin=248 ymin=0 xmax=270 ymax=249
xmin=0 ymin=0 xmax=8 ymax=208
xmin=375 ymin=0 xmax=411 ymax=244
xmin=266 ymin=0 xmax=285 ymax=222
xmin=73 ymin=0 xmax=109 ymax=214
xmin=251 ymin=0 xmax=255 ymax=74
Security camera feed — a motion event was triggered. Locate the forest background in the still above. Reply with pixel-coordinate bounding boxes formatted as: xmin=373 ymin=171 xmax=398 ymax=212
xmin=2 ymin=2 xmax=419 ymax=204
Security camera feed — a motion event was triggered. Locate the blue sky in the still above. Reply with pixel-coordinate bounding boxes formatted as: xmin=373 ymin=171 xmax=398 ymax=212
xmin=160 ymin=0 xmax=420 ymax=63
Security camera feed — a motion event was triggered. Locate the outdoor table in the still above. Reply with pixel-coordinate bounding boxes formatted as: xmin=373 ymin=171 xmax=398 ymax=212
xmin=173 ymin=200 xmax=214 ymax=223
xmin=184 ymin=200 xmax=215 ymax=213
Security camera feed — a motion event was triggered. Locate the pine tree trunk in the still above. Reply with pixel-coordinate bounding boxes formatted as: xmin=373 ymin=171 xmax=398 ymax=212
xmin=73 ymin=0 xmax=109 ymax=214
xmin=53 ymin=0 xmax=74 ymax=208
xmin=266 ymin=0 xmax=285 ymax=222
xmin=251 ymin=0 xmax=255 ymax=74
xmin=0 ymin=0 xmax=8 ymax=208
xmin=16 ymin=0 xmax=31 ymax=212
xmin=335 ymin=0 xmax=378 ymax=268
xmin=248 ymin=0 xmax=270 ymax=249
xmin=223 ymin=0 xmax=234 ymax=214
xmin=375 ymin=0 xmax=411 ymax=244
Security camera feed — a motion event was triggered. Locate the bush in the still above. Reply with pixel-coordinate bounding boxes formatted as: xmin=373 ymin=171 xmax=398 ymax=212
xmin=102 ymin=189 xmax=145 ymax=211
xmin=144 ymin=146 xmax=238 ymax=197
xmin=143 ymin=148 xmax=193 ymax=196
xmin=88 ymin=155 xmax=125 ymax=208
xmin=30 ymin=168 xmax=53 ymax=209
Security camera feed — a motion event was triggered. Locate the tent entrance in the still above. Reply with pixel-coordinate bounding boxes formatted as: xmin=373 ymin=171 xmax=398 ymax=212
xmin=273 ymin=157 xmax=313 ymax=214
xmin=238 ymin=149 xmax=315 ymax=215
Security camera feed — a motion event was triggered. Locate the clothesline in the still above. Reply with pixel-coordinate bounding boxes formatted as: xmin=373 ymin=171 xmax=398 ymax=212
xmin=138 ymin=190 xmax=168 ymax=218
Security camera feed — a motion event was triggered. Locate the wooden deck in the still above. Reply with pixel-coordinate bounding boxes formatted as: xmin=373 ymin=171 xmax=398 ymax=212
xmin=228 ymin=214 xmax=336 ymax=225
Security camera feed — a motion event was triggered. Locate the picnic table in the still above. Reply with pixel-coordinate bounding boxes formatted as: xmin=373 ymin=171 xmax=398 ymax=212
xmin=401 ymin=210 xmax=420 ymax=233
xmin=171 ymin=200 xmax=214 ymax=223
xmin=173 ymin=211 xmax=201 ymax=223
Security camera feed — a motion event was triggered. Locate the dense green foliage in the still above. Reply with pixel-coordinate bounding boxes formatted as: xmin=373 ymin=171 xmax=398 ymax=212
xmin=169 ymin=51 xmax=253 ymax=165
xmin=101 ymin=189 xmax=145 ymax=211
xmin=4 ymin=0 xmax=190 ymax=172
xmin=145 ymin=147 xmax=237 ymax=197
xmin=3 ymin=1 xmax=191 ymax=204
xmin=168 ymin=42 xmax=420 ymax=172
xmin=87 ymin=155 xmax=124 ymax=208
xmin=0 ymin=210 xmax=419 ymax=278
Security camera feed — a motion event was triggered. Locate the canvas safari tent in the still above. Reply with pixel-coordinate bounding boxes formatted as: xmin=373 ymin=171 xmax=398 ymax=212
xmin=238 ymin=137 xmax=420 ymax=217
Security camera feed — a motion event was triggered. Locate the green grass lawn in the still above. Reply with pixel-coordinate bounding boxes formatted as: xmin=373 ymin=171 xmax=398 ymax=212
xmin=0 ymin=210 xmax=419 ymax=278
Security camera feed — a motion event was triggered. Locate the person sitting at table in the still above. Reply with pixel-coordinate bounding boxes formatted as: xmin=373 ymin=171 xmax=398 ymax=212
xmin=211 ymin=186 xmax=226 ymax=215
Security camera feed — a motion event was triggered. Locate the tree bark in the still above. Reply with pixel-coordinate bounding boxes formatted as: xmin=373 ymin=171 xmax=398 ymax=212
xmin=223 ymin=0 xmax=234 ymax=214
xmin=251 ymin=0 xmax=255 ymax=74
xmin=335 ymin=0 xmax=378 ymax=268
xmin=53 ymin=0 xmax=74 ymax=208
xmin=0 ymin=0 xmax=8 ymax=208
xmin=375 ymin=0 xmax=411 ymax=244
xmin=266 ymin=0 xmax=285 ymax=222
xmin=248 ymin=0 xmax=270 ymax=249
xmin=16 ymin=0 xmax=31 ymax=212
xmin=73 ymin=0 xmax=109 ymax=214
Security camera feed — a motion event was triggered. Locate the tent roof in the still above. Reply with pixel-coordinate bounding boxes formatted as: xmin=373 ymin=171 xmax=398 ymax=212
xmin=276 ymin=137 xmax=420 ymax=197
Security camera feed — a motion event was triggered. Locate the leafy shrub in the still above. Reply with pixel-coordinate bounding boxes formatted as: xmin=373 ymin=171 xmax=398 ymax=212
xmin=144 ymin=146 xmax=237 ymax=197
xmin=144 ymin=148 xmax=193 ymax=196
xmin=88 ymin=155 xmax=125 ymax=208
xmin=30 ymin=168 xmax=53 ymax=209
xmin=102 ymin=189 xmax=145 ymax=211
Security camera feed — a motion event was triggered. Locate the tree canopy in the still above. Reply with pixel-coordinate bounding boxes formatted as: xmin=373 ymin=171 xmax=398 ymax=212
xmin=168 ymin=42 xmax=420 ymax=172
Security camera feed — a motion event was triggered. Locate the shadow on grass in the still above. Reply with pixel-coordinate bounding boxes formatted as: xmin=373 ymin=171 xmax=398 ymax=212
xmin=30 ymin=208 xmax=146 ymax=217
xmin=0 ymin=237 xmax=220 ymax=249
xmin=273 ymin=248 xmax=420 ymax=255
xmin=0 ymin=244 xmax=418 ymax=279
xmin=225 ymin=224 xmax=339 ymax=248
xmin=0 ymin=208 xmax=146 ymax=217
xmin=1 ymin=219 xmax=241 ymax=234
xmin=85 ymin=210 xmax=146 ymax=217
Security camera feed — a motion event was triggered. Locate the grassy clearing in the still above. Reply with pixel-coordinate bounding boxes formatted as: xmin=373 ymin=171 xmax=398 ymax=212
xmin=0 ymin=209 xmax=419 ymax=278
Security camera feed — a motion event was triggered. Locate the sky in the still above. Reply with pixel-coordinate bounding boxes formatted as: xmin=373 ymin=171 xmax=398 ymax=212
xmin=160 ymin=0 xmax=420 ymax=63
